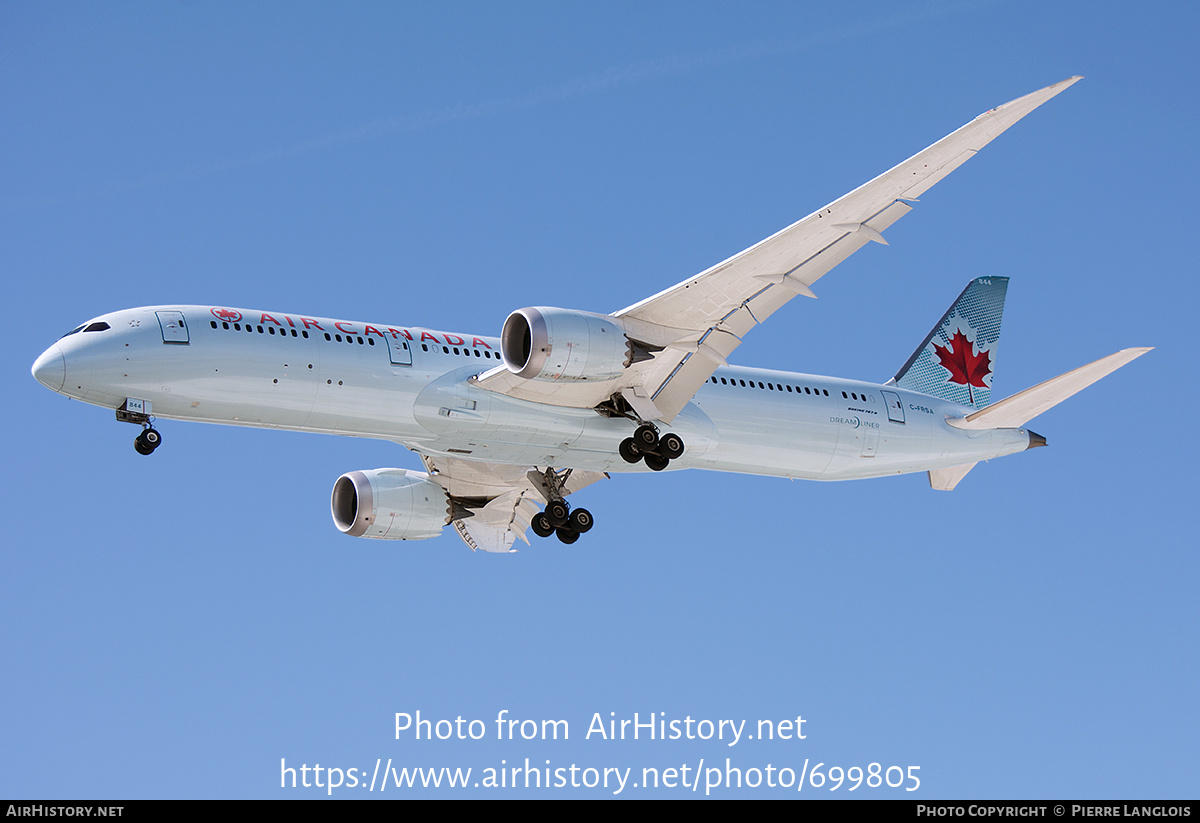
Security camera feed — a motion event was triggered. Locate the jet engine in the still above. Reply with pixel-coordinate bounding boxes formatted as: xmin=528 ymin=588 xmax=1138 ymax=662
xmin=331 ymin=468 xmax=450 ymax=540
xmin=501 ymin=307 xmax=629 ymax=382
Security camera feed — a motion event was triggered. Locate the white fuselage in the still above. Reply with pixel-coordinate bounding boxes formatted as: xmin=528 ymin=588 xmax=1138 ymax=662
xmin=34 ymin=305 xmax=1033 ymax=480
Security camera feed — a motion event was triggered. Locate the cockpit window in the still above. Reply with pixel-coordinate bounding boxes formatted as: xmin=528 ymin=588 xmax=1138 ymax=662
xmin=59 ymin=321 xmax=110 ymax=339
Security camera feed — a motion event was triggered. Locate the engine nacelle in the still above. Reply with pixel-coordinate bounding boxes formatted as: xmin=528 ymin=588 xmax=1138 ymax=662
xmin=331 ymin=468 xmax=449 ymax=540
xmin=501 ymin=307 xmax=628 ymax=382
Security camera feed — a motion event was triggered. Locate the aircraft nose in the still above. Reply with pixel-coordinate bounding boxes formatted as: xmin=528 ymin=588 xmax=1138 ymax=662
xmin=32 ymin=345 xmax=66 ymax=392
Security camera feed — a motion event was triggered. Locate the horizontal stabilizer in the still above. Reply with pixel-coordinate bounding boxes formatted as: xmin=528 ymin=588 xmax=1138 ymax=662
xmin=948 ymin=348 xmax=1151 ymax=430
xmin=928 ymin=462 xmax=978 ymax=491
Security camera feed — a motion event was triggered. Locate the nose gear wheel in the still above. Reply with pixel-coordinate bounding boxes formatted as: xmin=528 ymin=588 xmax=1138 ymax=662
xmin=134 ymin=427 xmax=162 ymax=455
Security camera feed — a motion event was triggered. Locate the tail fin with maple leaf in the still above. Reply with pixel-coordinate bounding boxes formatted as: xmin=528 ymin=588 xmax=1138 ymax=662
xmin=890 ymin=277 xmax=1008 ymax=408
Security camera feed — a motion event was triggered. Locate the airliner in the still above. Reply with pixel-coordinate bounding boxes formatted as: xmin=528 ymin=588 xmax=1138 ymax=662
xmin=30 ymin=77 xmax=1149 ymax=553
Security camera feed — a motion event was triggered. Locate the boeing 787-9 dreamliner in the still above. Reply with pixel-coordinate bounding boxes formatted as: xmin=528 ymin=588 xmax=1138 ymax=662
xmin=32 ymin=77 xmax=1149 ymax=553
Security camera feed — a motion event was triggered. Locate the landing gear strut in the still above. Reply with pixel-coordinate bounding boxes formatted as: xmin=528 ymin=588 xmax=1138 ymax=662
xmin=117 ymin=404 xmax=162 ymax=456
xmin=595 ymin=394 xmax=686 ymax=471
xmin=619 ymin=423 xmax=685 ymax=471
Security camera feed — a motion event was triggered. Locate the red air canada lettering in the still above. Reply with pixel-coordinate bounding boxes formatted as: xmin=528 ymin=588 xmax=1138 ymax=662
xmin=209 ymin=308 xmax=495 ymax=348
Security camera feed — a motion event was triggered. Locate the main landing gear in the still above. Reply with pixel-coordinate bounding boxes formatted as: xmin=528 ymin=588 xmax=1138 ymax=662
xmin=530 ymin=499 xmax=594 ymax=545
xmin=619 ymin=423 xmax=684 ymax=471
xmin=527 ymin=468 xmax=594 ymax=545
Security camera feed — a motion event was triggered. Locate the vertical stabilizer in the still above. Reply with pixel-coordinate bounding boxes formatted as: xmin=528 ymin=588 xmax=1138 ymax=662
xmin=892 ymin=277 xmax=1008 ymax=407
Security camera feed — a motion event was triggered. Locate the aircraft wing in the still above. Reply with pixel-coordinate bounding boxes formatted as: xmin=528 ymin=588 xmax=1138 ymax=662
xmin=418 ymin=453 xmax=607 ymax=553
xmin=474 ymin=77 xmax=1082 ymax=423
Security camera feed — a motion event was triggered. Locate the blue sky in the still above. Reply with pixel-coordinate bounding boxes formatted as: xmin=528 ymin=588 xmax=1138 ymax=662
xmin=3 ymin=1 xmax=1197 ymax=799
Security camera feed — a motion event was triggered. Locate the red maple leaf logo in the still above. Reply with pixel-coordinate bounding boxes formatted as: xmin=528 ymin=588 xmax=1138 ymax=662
xmin=211 ymin=307 xmax=242 ymax=323
xmin=933 ymin=328 xmax=991 ymax=404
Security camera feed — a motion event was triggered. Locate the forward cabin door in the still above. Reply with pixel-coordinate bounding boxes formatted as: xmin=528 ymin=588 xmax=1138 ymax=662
xmin=156 ymin=311 xmax=189 ymax=344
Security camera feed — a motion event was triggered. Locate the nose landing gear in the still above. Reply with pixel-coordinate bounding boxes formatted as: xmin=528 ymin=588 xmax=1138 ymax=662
xmin=116 ymin=402 xmax=162 ymax=456
xmin=133 ymin=426 xmax=162 ymax=455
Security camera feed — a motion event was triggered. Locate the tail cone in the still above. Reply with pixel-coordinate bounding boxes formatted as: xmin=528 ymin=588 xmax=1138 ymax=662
xmin=1026 ymin=430 xmax=1048 ymax=449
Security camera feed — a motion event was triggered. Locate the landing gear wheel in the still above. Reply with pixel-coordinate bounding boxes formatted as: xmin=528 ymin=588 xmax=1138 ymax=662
xmin=644 ymin=454 xmax=669 ymax=472
xmin=134 ymin=428 xmax=162 ymax=455
xmin=634 ymin=423 xmax=659 ymax=449
xmin=619 ymin=437 xmax=642 ymax=464
xmin=568 ymin=508 xmax=593 ymax=534
xmin=531 ymin=513 xmax=555 ymax=538
xmin=545 ymin=500 xmax=570 ymax=528
xmin=659 ymin=432 xmax=685 ymax=460
xmin=555 ymin=528 xmax=579 ymax=545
